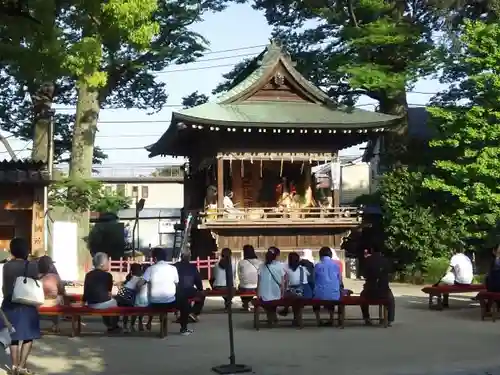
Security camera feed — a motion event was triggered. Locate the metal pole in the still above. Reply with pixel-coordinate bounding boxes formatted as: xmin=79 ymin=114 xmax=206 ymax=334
xmin=212 ymin=261 xmax=252 ymax=374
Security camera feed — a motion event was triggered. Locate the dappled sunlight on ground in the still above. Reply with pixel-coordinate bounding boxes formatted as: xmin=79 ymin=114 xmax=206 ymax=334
xmin=0 ymin=280 xmax=499 ymax=374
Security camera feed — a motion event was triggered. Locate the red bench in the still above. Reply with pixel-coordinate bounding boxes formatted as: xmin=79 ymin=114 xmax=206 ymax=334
xmin=475 ymin=291 xmax=500 ymax=321
xmin=39 ymin=305 xmax=177 ymax=338
xmin=252 ymin=295 xmax=389 ymax=330
xmin=421 ymin=284 xmax=485 ymax=310
xmin=204 ymin=288 xmax=256 ymax=298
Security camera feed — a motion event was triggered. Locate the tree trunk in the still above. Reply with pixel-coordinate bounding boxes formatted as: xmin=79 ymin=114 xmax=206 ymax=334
xmin=32 ymin=119 xmax=49 ymax=162
xmin=69 ymin=82 xmax=99 ymax=278
xmin=378 ymin=93 xmax=409 ymax=167
xmin=69 ymin=83 xmax=99 ymax=178
xmin=31 ymin=82 xmax=55 ymax=163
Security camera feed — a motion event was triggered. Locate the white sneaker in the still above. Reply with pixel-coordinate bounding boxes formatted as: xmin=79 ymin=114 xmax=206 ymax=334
xmin=180 ymin=328 xmax=193 ymax=336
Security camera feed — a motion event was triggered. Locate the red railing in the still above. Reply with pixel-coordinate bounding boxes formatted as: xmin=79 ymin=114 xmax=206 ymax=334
xmin=108 ymin=257 xmax=344 ymax=280
xmin=109 ymin=257 xmax=219 ymax=280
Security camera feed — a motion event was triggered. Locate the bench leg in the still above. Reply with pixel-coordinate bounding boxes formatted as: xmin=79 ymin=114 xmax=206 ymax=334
xmin=314 ymin=306 xmax=321 ymax=326
xmin=492 ymin=303 xmax=497 ymax=323
xmin=480 ymin=299 xmax=487 ymax=321
xmin=159 ymin=314 xmax=168 ymax=338
xmin=378 ymin=305 xmax=383 ymax=325
xmin=71 ymin=316 xmax=77 ymax=337
xmin=253 ymin=306 xmax=260 ymax=331
xmin=295 ymin=307 xmax=304 ymax=329
xmin=436 ymin=294 xmax=443 ymax=311
xmin=428 ymin=294 xmax=433 ymax=309
xmin=77 ymin=316 xmax=82 ymax=335
xmin=339 ymin=305 xmax=345 ymax=329
xmin=443 ymin=293 xmax=450 ymax=308
xmin=382 ymin=305 xmax=389 ymax=328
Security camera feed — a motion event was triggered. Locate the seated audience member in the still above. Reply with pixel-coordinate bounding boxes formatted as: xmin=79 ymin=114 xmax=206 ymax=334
xmin=210 ymin=247 xmax=236 ymax=309
xmin=439 ymin=245 xmax=473 ymax=286
xmin=136 ymin=264 xmax=151 ymax=331
xmin=237 ymin=244 xmax=262 ymax=311
xmin=279 ymin=252 xmax=312 ymax=320
xmin=360 ymin=247 xmax=395 ymax=326
xmin=257 ymin=247 xmax=285 ymax=325
xmin=118 ymin=263 xmax=143 ymax=333
xmin=82 ymin=252 xmax=120 ymax=333
xmin=486 ymin=245 xmax=500 ymax=292
xmin=137 ymin=248 xmax=192 ymax=336
xmin=313 ymin=247 xmax=342 ymax=325
xmin=38 ymin=255 xmax=66 ymax=333
xmin=175 ymin=252 xmax=206 ymax=322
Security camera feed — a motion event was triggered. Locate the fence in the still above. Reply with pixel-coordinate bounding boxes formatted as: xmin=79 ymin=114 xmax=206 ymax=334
xmin=109 ymin=256 xmax=219 ymax=282
xmin=109 ymin=252 xmax=345 ymax=282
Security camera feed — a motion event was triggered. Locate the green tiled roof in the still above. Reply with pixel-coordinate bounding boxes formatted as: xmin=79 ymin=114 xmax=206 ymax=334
xmin=216 ymin=42 xmax=330 ymax=105
xmin=173 ymin=101 xmax=399 ymax=128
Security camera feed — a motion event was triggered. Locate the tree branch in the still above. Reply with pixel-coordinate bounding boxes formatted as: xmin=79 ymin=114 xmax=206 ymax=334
xmin=98 ymin=1 xmax=204 ymax=104
xmin=346 ymin=0 xmax=359 ymax=27
xmin=0 ymin=134 xmax=18 ymax=161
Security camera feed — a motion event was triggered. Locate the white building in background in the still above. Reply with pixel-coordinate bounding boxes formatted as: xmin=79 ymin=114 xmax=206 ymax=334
xmin=312 ymin=156 xmax=371 ymax=205
xmin=339 ymin=158 xmax=370 ymax=204
xmin=92 ymin=164 xmax=185 ymax=249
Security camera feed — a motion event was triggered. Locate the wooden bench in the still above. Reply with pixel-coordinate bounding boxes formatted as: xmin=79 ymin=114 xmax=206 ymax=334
xmin=204 ymin=288 xmax=256 ymax=298
xmin=421 ymin=284 xmax=485 ymax=310
xmin=475 ymin=291 xmax=500 ymax=321
xmin=252 ymin=295 xmax=389 ymax=330
xmin=39 ymin=305 xmax=178 ymax=338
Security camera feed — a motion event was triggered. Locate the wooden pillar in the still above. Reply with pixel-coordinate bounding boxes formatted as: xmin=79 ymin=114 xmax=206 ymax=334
xmin=332 ymin=152 xmax=341 ymax=207
xmin=232 ymin=160 xmax=243 ymax=207
xmin=251 ymin=162 xmax=262 ymax=207
xmin=217 ymin=158 xmax=224 ymax=209
xmin=304 ymin=161 xmax=313 ymax=206
xmin=31 ymin=187 xmax=45 ymax=255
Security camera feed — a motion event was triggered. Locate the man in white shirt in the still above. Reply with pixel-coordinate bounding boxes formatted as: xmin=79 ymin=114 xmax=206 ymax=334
xmin=138 ymin=248 xmax=192 ymax=336
xmin=440 ymin=247 xmax=474 ymax=285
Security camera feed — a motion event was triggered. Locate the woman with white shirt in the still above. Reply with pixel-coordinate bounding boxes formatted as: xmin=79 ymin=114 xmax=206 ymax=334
xmin=285 ymin=252 xmax=312 ymax=298
xmin=210 ymin=248 xmax=236 ymax=309
xmin=279 ymin=252 xmax=313 ymax=319
xmin=257 ymin=247 xmax=285 ymax=325
xmin=237 ymin=244 xmax=262 ymax=311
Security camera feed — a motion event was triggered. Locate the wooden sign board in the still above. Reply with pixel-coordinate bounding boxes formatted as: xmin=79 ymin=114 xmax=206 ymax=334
xmin=31 ymin=187 xmax=44 ymax=254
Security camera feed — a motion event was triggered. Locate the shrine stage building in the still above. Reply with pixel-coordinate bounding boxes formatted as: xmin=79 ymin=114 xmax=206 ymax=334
xmin=147 ymin=42 xmax=401 ymax=260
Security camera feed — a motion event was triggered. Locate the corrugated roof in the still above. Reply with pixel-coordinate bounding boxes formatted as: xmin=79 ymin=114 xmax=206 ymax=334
xmin=0 ymin=159 xmax=49 ymax=184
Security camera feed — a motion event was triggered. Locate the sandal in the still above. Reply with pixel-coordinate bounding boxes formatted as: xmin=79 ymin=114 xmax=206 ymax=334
xmin=9 ymin=365 xmax=18 ymax=375
xmin=17 ymin=368 xmax=35 ymax=375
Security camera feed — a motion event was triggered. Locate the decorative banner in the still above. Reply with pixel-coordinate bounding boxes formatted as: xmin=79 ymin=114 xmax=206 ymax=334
xmin=330 ymin=159 xmax=341 ymax=190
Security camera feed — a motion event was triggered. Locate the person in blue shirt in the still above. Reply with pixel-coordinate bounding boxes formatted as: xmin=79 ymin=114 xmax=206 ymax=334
xmin=313 ymin=247 xmax=342 ymax=325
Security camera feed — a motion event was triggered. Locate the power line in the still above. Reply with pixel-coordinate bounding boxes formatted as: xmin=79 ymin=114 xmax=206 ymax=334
xmin=201 ymin=45 xmax=265 ymax=56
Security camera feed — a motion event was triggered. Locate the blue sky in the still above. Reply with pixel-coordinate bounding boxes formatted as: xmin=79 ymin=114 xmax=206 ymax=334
xmin=1 ymin=3 xmax=449 ymax=170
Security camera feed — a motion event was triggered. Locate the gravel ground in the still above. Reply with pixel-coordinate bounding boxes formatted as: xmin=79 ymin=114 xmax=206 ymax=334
xmin=0 ymin=280 xmax=497 ymax=375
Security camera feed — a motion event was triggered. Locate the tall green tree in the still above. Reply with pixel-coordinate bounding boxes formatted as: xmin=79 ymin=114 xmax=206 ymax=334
xmin=0 ymin=0 xmax=229 ymax=165
xmin=423 ymin=20 xmax=500 ymax=248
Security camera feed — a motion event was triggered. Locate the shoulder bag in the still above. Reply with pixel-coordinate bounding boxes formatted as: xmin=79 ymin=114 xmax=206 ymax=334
xmin=12 ymin=262 xmax=45 ymax=306
xmin=285 ymin=266 xmax=305 ymax=297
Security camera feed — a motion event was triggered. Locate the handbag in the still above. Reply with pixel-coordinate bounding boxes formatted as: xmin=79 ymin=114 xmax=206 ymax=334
xmin=285 ymin=267 xmax=305 ymax=297
xmin=115 ymin=286 xmax=136 ymax=306
xmin=12 ymin=262 xmax=45 ymax=306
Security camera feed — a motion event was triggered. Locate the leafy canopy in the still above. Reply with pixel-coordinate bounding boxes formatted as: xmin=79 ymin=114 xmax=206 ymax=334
xmin=423 ymin=20 xmax=500 ymax=244
xmin=50 ymin=178 xmax=131 ymax=214
xmin=0 ymin=0 xmax=229 ymax=163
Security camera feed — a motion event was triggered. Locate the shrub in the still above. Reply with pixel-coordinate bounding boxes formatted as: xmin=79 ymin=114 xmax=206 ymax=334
xmin=422 ymin=257 xmax=449 ymax=284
